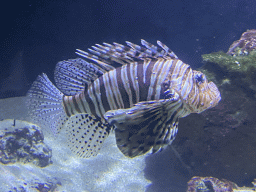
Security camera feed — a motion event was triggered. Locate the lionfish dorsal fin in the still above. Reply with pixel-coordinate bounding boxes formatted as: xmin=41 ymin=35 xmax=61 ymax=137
xmin=75 ymin=40 xmax=178 ymax=68
xmin=104 ymin=93 xmax=182 ymax=158
xmin=125 ymin=40 xmax=179 ymax=59
xmin=54 ymin=58 xmax=113 ymax=95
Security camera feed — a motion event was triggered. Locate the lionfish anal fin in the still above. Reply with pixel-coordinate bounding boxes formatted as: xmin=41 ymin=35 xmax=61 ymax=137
xmin=104 ymin=94 xmax=182 ymax=158
xmin=65 ymin=113 xmax=110 ymax=158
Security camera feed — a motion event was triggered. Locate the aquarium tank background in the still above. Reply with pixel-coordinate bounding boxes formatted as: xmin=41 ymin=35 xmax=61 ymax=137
xmin=0 ymin=0 xmax=256 ymax=191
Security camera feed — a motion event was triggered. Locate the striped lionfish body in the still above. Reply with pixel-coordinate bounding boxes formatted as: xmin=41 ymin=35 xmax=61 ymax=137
xmin=27 ymin=40 xmax=221 ymax=158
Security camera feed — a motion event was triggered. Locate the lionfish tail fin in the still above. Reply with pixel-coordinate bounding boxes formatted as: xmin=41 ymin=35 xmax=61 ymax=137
xmin=26 ymin=73 xmax=68 ymax=136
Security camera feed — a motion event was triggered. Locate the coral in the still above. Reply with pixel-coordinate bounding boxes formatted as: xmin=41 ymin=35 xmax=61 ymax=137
xmin=0 ymin=119 xmax=52 ymax=167
xmin=227 ymin=29 xmax=256 ymax=56
xmin=187 ymin=176 xmax=256 ymax=192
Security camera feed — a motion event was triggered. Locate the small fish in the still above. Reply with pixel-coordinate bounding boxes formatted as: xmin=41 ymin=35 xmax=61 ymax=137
xmin=26 ymin=40 xmax=221 ymax=158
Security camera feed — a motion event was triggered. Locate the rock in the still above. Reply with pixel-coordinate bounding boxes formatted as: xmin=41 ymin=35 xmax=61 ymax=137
xmin=7 ymin=177 xmax=61 ymax=192
xmin=0 ymin=119 xmax=52 ymax=167
xmin=227 ymin=29 xmax=256 ymax=56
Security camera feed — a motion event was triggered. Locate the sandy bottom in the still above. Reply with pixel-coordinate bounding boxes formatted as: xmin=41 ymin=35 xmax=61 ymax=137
xmin=0 ymin=96 xmax=151 ymax=192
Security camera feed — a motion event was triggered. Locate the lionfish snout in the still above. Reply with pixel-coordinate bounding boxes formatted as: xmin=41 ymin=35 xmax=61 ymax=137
xmin=186 ymin=70 xmax=221 ymax=113
xmin=196 ymin=80 xmax=221 ymax=113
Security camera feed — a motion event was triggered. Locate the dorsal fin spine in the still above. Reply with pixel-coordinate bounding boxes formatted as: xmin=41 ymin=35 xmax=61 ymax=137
xmin=75 ymin=40 xmax=178 ymax=75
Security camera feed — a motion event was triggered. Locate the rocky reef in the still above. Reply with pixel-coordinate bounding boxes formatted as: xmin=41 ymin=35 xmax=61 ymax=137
xmin=0 ymin=119 xmax=52 ymax=167
xmin=169 ymin=30 xmax=256 ymax=188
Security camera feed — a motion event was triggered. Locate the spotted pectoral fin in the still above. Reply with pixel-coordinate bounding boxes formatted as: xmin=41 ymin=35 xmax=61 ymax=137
xmin=65 ymin=113 xmax=110 ymax=158
xmin=104 ymin=94 xmax=183 ymax=158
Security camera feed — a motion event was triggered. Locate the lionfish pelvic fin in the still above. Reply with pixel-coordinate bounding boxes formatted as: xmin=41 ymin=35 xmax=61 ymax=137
xmin=104 ymin=93 xmax=183 ymax=158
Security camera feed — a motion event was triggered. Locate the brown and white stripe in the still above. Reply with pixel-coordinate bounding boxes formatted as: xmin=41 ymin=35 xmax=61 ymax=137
xmin=61 ymin=40 xmax=220 ymax=121
xmin=62 ymin=56 xmax=195 ymax=120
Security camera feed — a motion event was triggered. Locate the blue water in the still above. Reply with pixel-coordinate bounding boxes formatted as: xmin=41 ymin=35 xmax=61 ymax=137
xmin=1 ymin=0 xmax=256 ymax=191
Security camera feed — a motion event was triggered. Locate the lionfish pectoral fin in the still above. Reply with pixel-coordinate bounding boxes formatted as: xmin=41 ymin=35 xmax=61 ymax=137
xmin=151 ymin=118 xmax=179 ymax=154
xmin=65 ymin=113 xmax=110 ymax=158
xmin=54 ymin=58 xmax=112 ymax=96
xmin=104 ymin=95 xmax=182 ymax=158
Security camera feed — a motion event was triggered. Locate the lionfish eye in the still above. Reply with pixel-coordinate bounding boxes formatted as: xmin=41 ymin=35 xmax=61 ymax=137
xmin=195 ymin=74 xmax=204 ymax=84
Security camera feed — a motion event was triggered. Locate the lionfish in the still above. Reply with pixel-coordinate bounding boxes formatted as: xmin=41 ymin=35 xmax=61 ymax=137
xmin=26 ymin=40 xmax=221 ymax=158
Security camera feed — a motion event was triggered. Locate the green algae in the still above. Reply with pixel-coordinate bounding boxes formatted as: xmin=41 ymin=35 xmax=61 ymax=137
xmin=202 ymin=50 xmax=256 ymax=74
xmin=200 ymin=50 xmax=256 ymax=93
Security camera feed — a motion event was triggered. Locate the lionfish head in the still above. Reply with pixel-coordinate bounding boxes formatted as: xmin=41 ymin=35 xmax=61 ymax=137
xmin=190 ymin=70 xmax=221 ymax=113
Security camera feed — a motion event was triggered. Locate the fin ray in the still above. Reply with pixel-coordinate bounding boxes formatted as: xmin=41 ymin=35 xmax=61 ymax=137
xmin=54 ymin=58 xmax=107 ymax=95
xmin=26 ymin=73 xmax=68 ymax=136
xmin=75 ymin=40 xmax=179 ymax=69
xmin=104 ymin=92 xmax=183 ymax=158
xmin=65 ymin=113 xmax=110 ymax=158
